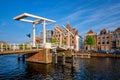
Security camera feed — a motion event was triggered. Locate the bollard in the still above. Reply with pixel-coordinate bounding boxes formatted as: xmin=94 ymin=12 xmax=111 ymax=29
xmin=18 ymin=54 xmax=20 ymax=61
xmin=71 ymin=53 xmax=75 ymax=67
xmin=22 ymin=54 xmax=25 ymax=61
xmin=55 ymin=53 xmax=57 ymax=64
xmin=62 ymin=53 xmax=65 ymax=65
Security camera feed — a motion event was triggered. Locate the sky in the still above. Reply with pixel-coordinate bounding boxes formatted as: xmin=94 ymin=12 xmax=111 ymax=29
xmin=0 ymin=0 xmax=120 ymax=44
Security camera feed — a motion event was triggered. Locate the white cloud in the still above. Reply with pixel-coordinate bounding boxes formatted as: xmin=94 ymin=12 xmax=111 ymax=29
xmin=51 ymin=2 xmax=120 ymax=37
xmin=76 ymin=3 xmax=120 ymax=34
xmin=57 ymin=8 xmax=96 ymax=25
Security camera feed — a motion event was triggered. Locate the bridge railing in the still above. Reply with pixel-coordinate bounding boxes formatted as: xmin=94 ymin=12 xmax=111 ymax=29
xmin=0 ymin=43 xmax=42 ymax=52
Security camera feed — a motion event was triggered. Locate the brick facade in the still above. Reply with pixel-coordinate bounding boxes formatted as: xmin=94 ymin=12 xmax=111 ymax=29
xmin=52 ymin=23 xmax=82 ymax=51
xmin=113 ymin=27 xmax=120 ymax=49
xmin=84 ymin=30 xmax=97 ymax=51
xmin=84 ymin=27 xmax=120 ymax=51
xmin=97 ymin=29 xmax=113 ymax=51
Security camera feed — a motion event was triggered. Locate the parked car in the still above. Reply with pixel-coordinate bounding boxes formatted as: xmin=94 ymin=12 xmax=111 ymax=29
xmin=89 ymin=50 xmax=97 ymax=53
xmin=106 ymin=50 xmax=111 ymax=54
xmin=98 ymin=50 xmax=106 ymax=54
xmin=114 ymin=50 xmax=120 ymax=54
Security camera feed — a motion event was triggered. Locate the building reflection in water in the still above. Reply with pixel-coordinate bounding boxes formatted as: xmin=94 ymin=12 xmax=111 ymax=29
xmin=26 ymin=62 xmax=76 ymax=79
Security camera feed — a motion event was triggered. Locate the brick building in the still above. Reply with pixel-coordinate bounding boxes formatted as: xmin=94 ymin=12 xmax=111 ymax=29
xmin=84 ymin=27 xmax=120 ymax=51
xmin=112 ymin=27 xmax=120 ymax=49
xmin=52 ymin=25 xmax=63 ymax=43
xmin=97 ymin=28 xmax=113 ymax=51
xmin=52 ymin=23 xmax=82 ymax=51
xmin=84 ymin=30 xmax=97 ymax=51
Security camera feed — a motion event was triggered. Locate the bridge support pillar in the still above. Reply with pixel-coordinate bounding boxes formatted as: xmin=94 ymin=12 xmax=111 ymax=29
xmin=26 ymin=49 xmax=52 ymax=64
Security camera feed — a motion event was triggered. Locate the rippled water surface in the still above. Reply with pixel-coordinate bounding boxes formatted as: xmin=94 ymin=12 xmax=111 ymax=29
xmin=0 ymin=54 xmax=120 ymax=80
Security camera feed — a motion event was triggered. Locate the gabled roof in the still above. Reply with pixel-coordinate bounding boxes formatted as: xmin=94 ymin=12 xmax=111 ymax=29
xmin=115 ymin=27 xmax=120 ymax=32
xmin=100 ymin=28 xmax=107 ymax=34
xmin=65 ymin=23 xmax=78 ymax=35
xmin=55 ymin=26 xmax=63 ymax=32
xmin=87 ymin=30 xmax=94 ymax=34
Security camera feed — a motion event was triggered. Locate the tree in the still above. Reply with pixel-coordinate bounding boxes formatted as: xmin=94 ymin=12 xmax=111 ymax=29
xmin=62 ymin=40 xmax=66 ymax=45
xmin=84 ymin=35 xmax=95 ymax=50
xmin=51 ymin=38 xmax=57 ymax=43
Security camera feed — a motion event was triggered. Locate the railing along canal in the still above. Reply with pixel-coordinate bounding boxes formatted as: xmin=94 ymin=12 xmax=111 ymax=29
xmin=0 ymin=43 xmax=42 ymax=52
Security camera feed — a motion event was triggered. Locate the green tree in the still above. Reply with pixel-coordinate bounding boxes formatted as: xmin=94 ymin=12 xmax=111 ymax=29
xmin=51 ymin=38 xmax=57 ymax=43
xmin=62 ymin=40 xmax=66 ymax=45
xmin=84 ymin=35 xmax=95 ymax=50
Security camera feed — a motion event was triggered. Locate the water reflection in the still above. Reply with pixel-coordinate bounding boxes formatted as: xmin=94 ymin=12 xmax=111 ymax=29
xmin=24 ymin=62 xmax=75 ymax=80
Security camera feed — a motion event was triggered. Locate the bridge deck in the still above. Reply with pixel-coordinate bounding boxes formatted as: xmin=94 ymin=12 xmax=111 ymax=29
xmin=0 ymin=49 xmax=42 ymax=55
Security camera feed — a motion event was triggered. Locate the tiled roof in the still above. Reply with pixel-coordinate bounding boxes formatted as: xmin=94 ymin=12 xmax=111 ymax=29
xmin=115 ymin=27 xmax=120 ymax=31
xmin=87 ymin=30 xmax=94 ymax=34
xmin=55 ymin=26 xmax=63 ymax=32
xmin=35 ymin=36 xmax=40 ymax=42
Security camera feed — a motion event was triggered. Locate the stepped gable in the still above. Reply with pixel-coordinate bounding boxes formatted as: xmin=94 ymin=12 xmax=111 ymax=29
xmin=66 ymin=23 xmax=78 ymax=35
xmin=55 ymin=25 xmax=63 ymax=32
xmin=66 ymin=23 xmax=72 ymax=31
xmin=100 ymin=28 xmax=107 ymax=34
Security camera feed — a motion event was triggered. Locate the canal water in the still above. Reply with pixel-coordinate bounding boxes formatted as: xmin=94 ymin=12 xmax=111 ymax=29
xmin=0 ymin=54 xmax=120 ymax=80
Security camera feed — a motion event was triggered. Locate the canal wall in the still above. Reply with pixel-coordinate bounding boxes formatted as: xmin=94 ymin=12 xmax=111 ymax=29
xmin=90 ymin=53 xmax=120 ymax=58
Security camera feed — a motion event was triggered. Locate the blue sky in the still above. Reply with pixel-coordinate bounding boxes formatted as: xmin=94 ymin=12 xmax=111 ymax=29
xmin=0 ymin=0 xmax=120 ymax=43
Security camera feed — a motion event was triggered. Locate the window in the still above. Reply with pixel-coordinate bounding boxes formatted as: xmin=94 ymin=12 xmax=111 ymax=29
xmin=102 ymin=36 xmax=105 ymax=39
xmin=106 ymin=41 xmax=109 ymax=44
xmin=98 ymin=42 xmax=100 ymax=44
xmin=64 ymin=37 xmax=66 ymax=40
xmin=72 ymin=36 xmax=74 ymax=40
xmin=72 ymin=41 xmax=74 ymax=43
xmin=113 ymin=34 xmax=116 ymax=38
xmin=98 ymin=36 xmax=100 ymax=39
xmin=119 ymin=33 xmax=120 ymax=38
xmin=102 ymin=42 xmax=105 ymax=44
xmin=102 ymin=40 xmax=105 ymax=44
xmin=106 ymin=36 xmax=109 ymax=39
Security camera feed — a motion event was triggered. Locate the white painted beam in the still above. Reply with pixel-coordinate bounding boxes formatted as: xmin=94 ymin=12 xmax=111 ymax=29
xmin=62 ymin=25 xmax=74 ymax=36
xmin=13 ymin=13 xmax=56 ymax=48
xmin=13 ymin=13 xmax=56 ymax=23
xmin=32 ymin=23 xmax=36 ymax=47
xmin=19 ymin=19 xmax=34 ymax=23
xmin=43 ymin=20 xmax=46 ymax=47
